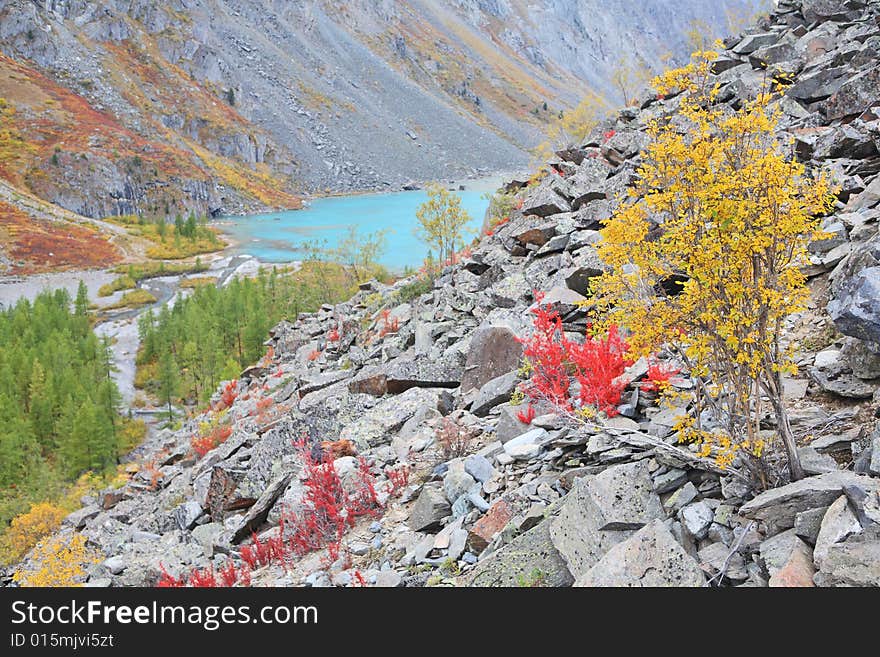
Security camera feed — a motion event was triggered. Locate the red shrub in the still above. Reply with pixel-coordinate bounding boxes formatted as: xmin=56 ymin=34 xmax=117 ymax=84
xmin=327 ymin=327 xmax=340 ymax=342
xmin=516 ymin=404 xmax=536 ymax=425
xmin=518 ymin=291 xmax=634 ymax=417
xmin=517 ymin=294 xmax=572 ymax=410
xmin=641 ymin=359 xmax=680 ymax=393
xmin=156 ymin=565 xmax=186 ymax=587
xmin=282 ymin=438 xmax=382 ymax=563
xmin=566 ymin=324 xmax=633 ymax=416
xmin=215 ymin=380 xmax=238 ymax=411
xmin=307 ymin=348 xmax=322 ymax=361
xmin=219 ymin=560 xmax=241 ymax=587
xmin=192 ymin=424 xmax=232 ymax=458
xmin=386 ymin=465 xmax=410 ymax=497
xmin=188 ymin=566 xmax=218 ymax=588
xmin=603 ymin=129 xmax=616 ymax=142
xmin=378 ymin=309 xmax=400 ymax=337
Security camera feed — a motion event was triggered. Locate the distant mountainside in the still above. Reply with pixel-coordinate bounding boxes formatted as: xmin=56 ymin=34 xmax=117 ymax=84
xmin=0 ymin=0 xmax=762 ymax=225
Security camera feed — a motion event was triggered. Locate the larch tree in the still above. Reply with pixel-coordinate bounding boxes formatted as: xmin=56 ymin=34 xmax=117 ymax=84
xmin=415 ymin=184 xmax=472 ymax=267
xmin=594 ymin=49 xmax=834 ymax=484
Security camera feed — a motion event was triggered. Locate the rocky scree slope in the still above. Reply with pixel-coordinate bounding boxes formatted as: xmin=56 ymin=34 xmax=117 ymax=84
xmin=9 ymin=0 xmax=880 ymax=588
xmin=0 ymin=0 xmax=760 ymax=217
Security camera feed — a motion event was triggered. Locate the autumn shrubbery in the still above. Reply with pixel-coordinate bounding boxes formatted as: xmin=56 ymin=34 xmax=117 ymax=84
xmin=12 ymin=533 xmax=99 ymax=587
xmin=516 ymin=293 xmax=634 ymax=419
xmin=158 ymin=437 xmax=408 ymax=587
xmin=0 ymin=503 xmax=66 ymax=565
xmin=516 ymin=49 xmax=835 ymax=484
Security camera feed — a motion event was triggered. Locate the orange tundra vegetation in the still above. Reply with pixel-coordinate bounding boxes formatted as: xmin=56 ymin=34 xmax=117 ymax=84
xmin=0 ymin=51 xmax=300 ymax=211
xmin=0 ymin=201 xmax=121 ymax=274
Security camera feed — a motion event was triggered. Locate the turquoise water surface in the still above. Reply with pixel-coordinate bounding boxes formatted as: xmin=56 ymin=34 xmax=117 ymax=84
xmin=217 ymin=185 xmax=495 ymax=272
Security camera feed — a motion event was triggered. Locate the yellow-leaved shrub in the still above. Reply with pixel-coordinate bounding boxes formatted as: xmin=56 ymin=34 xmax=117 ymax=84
xmin=594 ymin=49 xmax=835 ymax=482
xmin=0 ymin=503 xmax=66 ymax=565
xmin=12 ymin=533 xmax=99 ymax=587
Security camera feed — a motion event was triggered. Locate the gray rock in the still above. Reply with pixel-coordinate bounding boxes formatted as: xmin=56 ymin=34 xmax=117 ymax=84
xmin=813 ymin=535 xmax=880 ymax=586
xmin=384 ymin=357 xmax=463 ymax=395
xmin=521 ymin=181 xmax=571 ymax=217
xmin=653 ymin=468 xmax=689 ymax=494
xmin=732 ymin=32 xmax=779 ymax=55
xmin=470 ymin=371 xmax=519 ymax=416
xmin=448 ymin=529 xmax=468 ymax=561
xmin=740 ymin=471 xmax=880 ymax=534
xmin=794 ymin=506 xmax=829 ymax=545
xmin=664 ymin=481 xmax=699 ymax=513
xmin=102 ymin=556 xmax=127 ymax=575
xmin=576 ymin=519 xmax=704 ymax=587
xmin=697 ymin=542 xmax=749 ymax=583
xmin=191 ymin=523 xmax=225 ymax=553
xmin=828 ymin=266 xmax=880 ymax=346
xmin=64 ymin=505 xmax=101 ymax=530
xmin=174 ymin=501 xmax=203 ymax=531
xmin=443 ymin=461 xmax=477 ymax=503
xmin=809 ymin=347 xmax=878 ymax=399
xmin=460 ymin=326 xmax=524 ymax=394
xmin=797 ymin=447 xmax=838 ymax=476
xmin=464 ymin=454 xmax=495 ymax=484
xmin=495 ymin=404 xmax=534 ymax=443
xmin=758 ymin=529 xmax=810 ymax=577
xmin=408 ymin=486 xmax=451 ymax=532
xmin=502 ymin=428 xmax=547 ymax=461
xmin=787 ymin=65 xmax=848 ymax=102
xmin=374 ymin=570 xmax=403 ymax=588
xmin=463 ymin=520 xmax=574 ymax=587
xmin=549 ymin=461 xmax=663 ymax=578
xmin=825 ymin=67 xmax=880 ymax=121
xmin=680 ymin=501 xmax=714 ymax=540
xmin=814 ymin=495 xmax=862 ymax=569
xmin=870 ymin=431 xmax=880 ymax=477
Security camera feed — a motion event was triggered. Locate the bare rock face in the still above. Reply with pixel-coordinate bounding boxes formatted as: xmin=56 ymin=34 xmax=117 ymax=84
xmin=463 ymin=520 xmax=574 ymax=587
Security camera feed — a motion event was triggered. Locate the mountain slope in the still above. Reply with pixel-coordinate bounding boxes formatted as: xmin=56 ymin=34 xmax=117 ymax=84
xmin=8 ymin=0 xmax=880 ymax=589
xmin=0 ymin=0 xmax=761 ymax=220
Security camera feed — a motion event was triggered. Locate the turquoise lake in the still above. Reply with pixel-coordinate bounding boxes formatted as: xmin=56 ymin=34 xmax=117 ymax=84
xmin=217 ymin=183 xmax=497 ymax=272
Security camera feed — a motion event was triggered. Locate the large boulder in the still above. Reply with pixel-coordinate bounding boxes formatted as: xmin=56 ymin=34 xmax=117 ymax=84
xmin=408 ymin=485 xmax=451 ymax=532
xmin=521 ymin=180 xmax=571 ymax=217
xmin=549 ymin=461 xmax=664 ymax=578
xmin=828 ymin=266 xmax=880 ymax=347
xmin=740 ymin=471 xmax=880 ymax=534
xmin=462 ymin=520 xmax=574 ymax=587
xmin=460 ymin=325 xmax=523 ymax=394
xmin=813 ymin=534 xmax=880 ymax=586
xmin=825 ymin=68 xmax=880 ymax=121
xmin=575 ymin=520 xmax=705 ymax=587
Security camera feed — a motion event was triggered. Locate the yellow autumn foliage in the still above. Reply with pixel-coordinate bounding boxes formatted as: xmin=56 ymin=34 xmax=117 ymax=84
xmin=594 ymin=50 xmax=835 ymax=479
xmin=13 ymin=533 xmax=99 ymax=587
xmin=533 ymin=92 xmax=608 ymax=165
xmin=0 ymin=503 xmax=66 ymax=565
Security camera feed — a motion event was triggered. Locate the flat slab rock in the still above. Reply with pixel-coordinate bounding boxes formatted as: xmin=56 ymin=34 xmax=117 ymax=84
xmin=575 ymin=520 xmax=705 ymax=587
xmin=549 ymin=460 xmax=664 ymax=578
xmin=814 ymin=533 xmax=880 ymax=587
xmin=740 ymin=471 xmax=880 ymax=534
xmin=461 ymin=519 xmax=574 ymax=587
